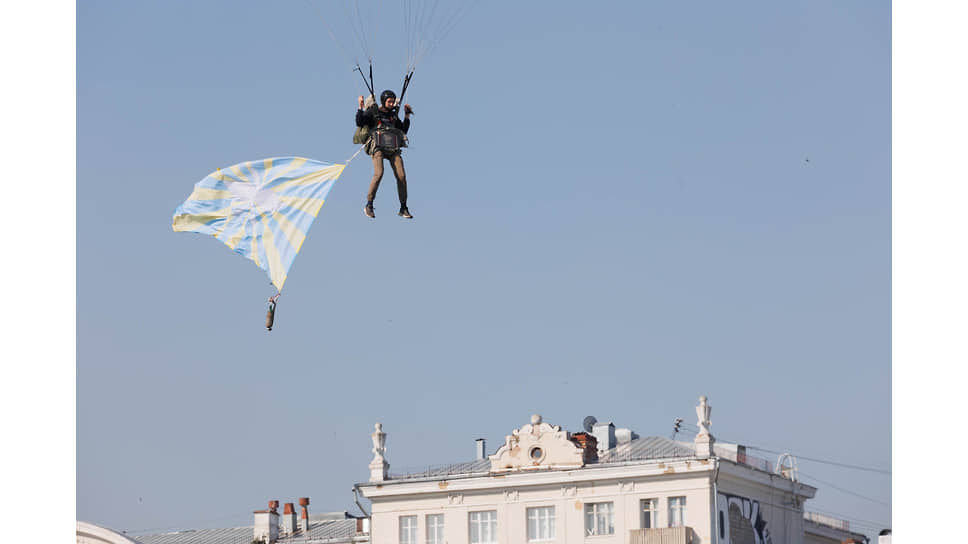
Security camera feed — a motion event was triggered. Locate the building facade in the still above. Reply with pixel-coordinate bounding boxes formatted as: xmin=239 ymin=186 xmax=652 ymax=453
xmin=357 ymin=397 xmax=868 ymax=544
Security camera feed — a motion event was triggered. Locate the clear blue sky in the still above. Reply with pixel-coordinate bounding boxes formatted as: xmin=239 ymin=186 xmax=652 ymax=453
xmin=76 ymin=0 xmax=891 ymax=539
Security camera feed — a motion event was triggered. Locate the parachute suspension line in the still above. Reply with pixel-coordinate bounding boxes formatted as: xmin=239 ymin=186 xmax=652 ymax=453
xmin=412 ymin=0 xmax=478 ymax=68
xmin=352 ymin=0 xmax=371 ymax=60
xmin=372 ymin=0 xmax=382 ymax=57
xmin=303 ymin=0 xmax=359 ymax=68
xmin=339 ymin=0 xmax=371 ymax=63
xmin=404 ymin=0 xmax=412 ymax=71
xmin=404 ymin=0 xmax=416 ymax=71
xmin=355 ymin=63 xmax=375 ymax=98
xmin=404 ymin=0 xmax=433 ymax=71
xmin=409 ymin=0 xmax=440 ymax=71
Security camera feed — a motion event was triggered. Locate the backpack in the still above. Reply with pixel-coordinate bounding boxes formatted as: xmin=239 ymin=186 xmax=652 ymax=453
xmin=353 ymin=102 xmax=378 ymax=147
xmin=352 ymin=125 xmax=371 ymax=145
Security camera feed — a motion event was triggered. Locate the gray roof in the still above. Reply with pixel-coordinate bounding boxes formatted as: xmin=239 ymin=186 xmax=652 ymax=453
xmin=387 ymin=436 xmax=698 ymax=481
xmin=388 ymin=458 xmax=490 ymax=480
xmin=135 ymin=518 xmax=360 ymax=544
xmin=135 ymin=526 xmax=252 ymax=544
xmin=598 ymin=436 xmax=697 ymax=464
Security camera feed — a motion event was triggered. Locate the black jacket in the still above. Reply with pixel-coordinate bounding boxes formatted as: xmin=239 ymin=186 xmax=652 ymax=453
xmin=356 ymin=106 xmax=410 ymax=134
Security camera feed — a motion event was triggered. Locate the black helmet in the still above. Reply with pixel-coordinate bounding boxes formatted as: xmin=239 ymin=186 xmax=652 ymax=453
xmin=380 ymin=89 xmax=397 ymax=106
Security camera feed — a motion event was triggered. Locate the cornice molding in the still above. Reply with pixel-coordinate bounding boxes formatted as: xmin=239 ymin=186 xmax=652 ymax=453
xmin=359 ymin=458 xmax=715 ymax=499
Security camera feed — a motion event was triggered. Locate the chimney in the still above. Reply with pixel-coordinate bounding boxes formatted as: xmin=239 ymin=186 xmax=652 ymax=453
xmin=615 ymin=428 xmax=639 ymax=444
xmin=283 ymin=503 xmax=297 ymax=535
xmin=299 ymin=497 xmax=310 ymax=532
xmin=253 ymin=500 xmax=280 ymax=544
xmin=570 ymin=432 xmax=598 ymax=463
xmin=592 ymin=421 xmax=615 ymax=455
xmin=475 ymin=438 xmax=487 ymax=460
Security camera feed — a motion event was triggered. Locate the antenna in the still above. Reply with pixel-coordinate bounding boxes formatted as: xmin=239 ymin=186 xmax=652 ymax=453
xmin=582 ymin=416 xmax=598 ymax=433
xmin=775 ymin=452 xmax=800 ymax=481
xmin=775 ymin=453 xmax=803 ymax=508
xmin=671 ymin=418 xmax=683 ymax=440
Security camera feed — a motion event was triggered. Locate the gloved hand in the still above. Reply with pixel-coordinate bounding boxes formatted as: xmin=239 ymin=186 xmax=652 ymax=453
xmin=404 ymin=104 xmax=414 ymax=116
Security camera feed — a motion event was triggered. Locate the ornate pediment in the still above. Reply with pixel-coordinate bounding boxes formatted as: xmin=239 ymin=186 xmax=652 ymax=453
xmin=489 ymin=414 xmax=584 ymax=472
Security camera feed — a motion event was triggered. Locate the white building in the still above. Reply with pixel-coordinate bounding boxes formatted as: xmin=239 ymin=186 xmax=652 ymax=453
xmin=357 ymin=397 xmax=870 ymax=544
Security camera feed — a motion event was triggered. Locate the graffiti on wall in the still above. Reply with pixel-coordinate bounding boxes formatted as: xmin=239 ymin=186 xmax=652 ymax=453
xmin=716 ymin=493 xmax=773 ymax=544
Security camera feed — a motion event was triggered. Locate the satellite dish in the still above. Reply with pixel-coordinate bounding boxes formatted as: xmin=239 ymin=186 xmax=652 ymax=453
xmin=582 ymin=416 xmax=598 ymax=433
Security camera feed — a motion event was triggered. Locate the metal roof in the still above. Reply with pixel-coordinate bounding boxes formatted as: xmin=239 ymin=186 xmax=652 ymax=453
xmin=597 ymin=436 xmax=697 ymax=464
xmin=135 ymin=518 xmax=360 ymax=544
xmin=385 ymin=435 xmax=699 ymax=482
xmin=388 ymin=458 xmax=490 ymax=480
xmin=134 ymin=526 xmax=252 ymax=544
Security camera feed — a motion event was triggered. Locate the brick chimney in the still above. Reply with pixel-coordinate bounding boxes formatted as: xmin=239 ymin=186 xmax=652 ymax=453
xmin=571 ymin=432 xmax=599 ymax=463
xmin=282 ymin=503 xmax=297 ymax=535
xmin=299 ymin=497 xmax=310 ymax=532
xmin=253 ymin=500 xmax=280 ymax=543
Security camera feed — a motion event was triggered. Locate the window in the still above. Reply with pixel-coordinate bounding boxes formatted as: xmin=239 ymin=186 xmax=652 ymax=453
xmin=668 ymin=497 xmax=687 ymax=527
xmin=640 ymin=498 xmax=658 ymax=529
xmin=584 ymin=502 xmax=615 ymax=536
xmin=469 ymin=511 xmax=498 ymax=544
xmin=426 ymin=514 xmax=444 ymax=544
xmin=399 ymin=515 xmax=418 ymax=544
xmin=526 ymin=506 xmax=555 ymax=541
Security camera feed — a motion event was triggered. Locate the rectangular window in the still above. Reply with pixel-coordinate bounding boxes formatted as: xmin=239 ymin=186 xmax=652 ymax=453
xmin=668 ymin=497 xmax=687 ymax=528
xmin=399 ymin=515 xmax=418 ymax=544
xmin=469 ymin=510 xmax=498 ymax=544
xmin=426 ymin=514 xmax=444 ymax=544
xmin=584 ymin=502 xmax=615 ymax=536
xmin=526 ymin=506 xmax=555 ymax=541
xmin=640 ymin=498 xmax=657 ymax=529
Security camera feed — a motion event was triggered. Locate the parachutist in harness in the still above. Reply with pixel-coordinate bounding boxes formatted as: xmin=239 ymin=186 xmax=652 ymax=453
xmin=356 ymin=89 xmax=414 ymax=219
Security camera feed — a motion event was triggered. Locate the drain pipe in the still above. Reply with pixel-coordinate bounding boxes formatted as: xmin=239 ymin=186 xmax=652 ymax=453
xmin=352 ymin=485 xmax=370 ymax=517
xmin=712 ymin=458 xmax=721 ymax=544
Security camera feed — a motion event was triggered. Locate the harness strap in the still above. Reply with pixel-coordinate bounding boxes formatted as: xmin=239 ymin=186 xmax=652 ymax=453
xmin=399 ymin=70 xmax=414 ymax=103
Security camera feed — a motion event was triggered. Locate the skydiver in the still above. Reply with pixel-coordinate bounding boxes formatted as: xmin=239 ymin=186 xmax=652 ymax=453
xmin=356 ymin=89 xmax=413 ymax=219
